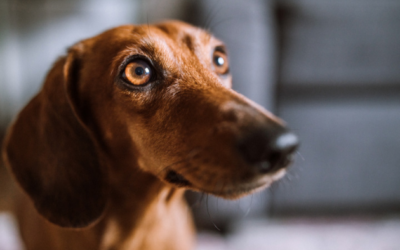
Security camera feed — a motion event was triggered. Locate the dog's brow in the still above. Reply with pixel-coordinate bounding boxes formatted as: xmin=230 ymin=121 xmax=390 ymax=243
xmin=153 ymin=24 xmax=174 ymax=35
xmin=181 ymin=30 xmax=213 ymax=57
xmin=139 ymin=36 xmax=178 ymax=69
xmin=182 ymin=34 xmax=195 ymax=52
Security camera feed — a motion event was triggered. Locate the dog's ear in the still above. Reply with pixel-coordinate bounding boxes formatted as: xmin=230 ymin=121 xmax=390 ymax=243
xmin=2 ymin=44 xmax=108 ymax=228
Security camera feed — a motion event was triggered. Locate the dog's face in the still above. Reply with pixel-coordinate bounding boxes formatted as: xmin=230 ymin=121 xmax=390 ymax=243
xmin=70 ymin=21 xmax=298 ymax=199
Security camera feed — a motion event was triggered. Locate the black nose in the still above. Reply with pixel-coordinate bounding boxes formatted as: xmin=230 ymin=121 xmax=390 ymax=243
xmin=237 ymin=128 xmax=299 ymax=173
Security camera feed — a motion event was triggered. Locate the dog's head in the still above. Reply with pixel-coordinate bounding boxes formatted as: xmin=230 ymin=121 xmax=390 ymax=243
xmin=3 ymin=21 xmax=298 ymax=228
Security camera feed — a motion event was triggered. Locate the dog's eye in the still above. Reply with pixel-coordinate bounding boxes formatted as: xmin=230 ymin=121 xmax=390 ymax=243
xmin=213 ymin=50 xmax=229 ymax=75
xmin=123 ymin=60 xmax=152 ymax=85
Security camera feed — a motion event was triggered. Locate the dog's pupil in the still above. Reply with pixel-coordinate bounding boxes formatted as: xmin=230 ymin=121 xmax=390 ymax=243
xmin=134 ymin=66 xmax=151 ymax=77
xmin=135 ymin=67 xmax=144 ymax=76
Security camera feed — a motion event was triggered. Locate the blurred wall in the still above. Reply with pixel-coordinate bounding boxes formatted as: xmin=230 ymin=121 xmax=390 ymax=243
xmin=0 ymin=0 xmax=140 ymax=130
xmin=272 ymin=0 xmax=400 ymax=215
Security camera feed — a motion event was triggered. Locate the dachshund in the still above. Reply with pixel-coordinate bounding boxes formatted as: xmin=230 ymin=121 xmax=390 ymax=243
xmin=2 ymin=21 xmax=299 ymax=250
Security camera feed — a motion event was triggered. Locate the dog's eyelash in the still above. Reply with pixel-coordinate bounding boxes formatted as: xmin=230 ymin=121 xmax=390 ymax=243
xmin=214 ymin=46 xmax=227 ymax=54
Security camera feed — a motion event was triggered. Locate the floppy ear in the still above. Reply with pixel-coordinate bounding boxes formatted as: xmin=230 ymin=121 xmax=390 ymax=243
xmin=2 ymin=45 xmax=108 ymax=228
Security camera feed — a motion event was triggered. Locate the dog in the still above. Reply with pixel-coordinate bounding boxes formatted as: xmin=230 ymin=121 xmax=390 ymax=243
xmin=2 ymin=21 xmax=298 ymax=250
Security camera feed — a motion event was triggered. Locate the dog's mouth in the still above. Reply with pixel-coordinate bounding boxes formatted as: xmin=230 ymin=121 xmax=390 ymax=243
xmin=164 ymin=165 xmax=287 ymax=199
xmin=203 ymin=168 xmax=287 ymax=199
xmin=165 ymin=170 xmax=191 ymax=187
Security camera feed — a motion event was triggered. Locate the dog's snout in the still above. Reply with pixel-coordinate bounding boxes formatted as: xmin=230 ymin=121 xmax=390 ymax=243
xmin=237 ymin=128 xmax=299 ymax=173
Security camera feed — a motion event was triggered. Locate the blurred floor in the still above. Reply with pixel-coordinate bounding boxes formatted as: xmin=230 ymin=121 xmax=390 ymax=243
xmin=0 ymin=213 xmax=23 ymax=250
xmin=196 ymin=217 xmax=400 ymax=250
xmin=1 ymin=212 xmax=400 ymax=250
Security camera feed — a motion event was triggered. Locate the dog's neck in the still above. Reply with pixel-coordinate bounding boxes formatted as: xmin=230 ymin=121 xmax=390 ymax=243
xmin=99 ymin=159 xmax=195 ymax=250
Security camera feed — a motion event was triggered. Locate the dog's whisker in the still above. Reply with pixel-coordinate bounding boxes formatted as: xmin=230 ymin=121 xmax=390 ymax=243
xmin=209 ymin=17 xmax=237 ymax=32
xmin=205 ymin=194 xmax=221 ymax=231
xmin=297 ymin=151 xmax=305 ymax=161
xmin=202 ymin=0 xmax=223 ymax=31
xmin=189 ymin=192 xmax=205 ymax=209
xmin=243 ymin=194 xmax=253 ymax=218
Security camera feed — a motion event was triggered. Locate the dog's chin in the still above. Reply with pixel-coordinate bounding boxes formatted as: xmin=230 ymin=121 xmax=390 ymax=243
xmin=185 ymin=168 xmax=287 ymax=200
xmin=164 ymin=166 xmax=287 ymax=199
xmin=211 ymin=168 xmax=287 ymax=199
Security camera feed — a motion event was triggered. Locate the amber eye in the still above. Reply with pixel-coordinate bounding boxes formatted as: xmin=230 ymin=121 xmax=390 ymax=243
xmin=123 ymin=60 xmax=153 ymax=85
xmin=212 ymin=50 xmax=229 ymax=75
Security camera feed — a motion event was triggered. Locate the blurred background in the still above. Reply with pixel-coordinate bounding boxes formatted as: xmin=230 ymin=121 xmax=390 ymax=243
xmin=1 ymin=0 xmax=400 ymax=249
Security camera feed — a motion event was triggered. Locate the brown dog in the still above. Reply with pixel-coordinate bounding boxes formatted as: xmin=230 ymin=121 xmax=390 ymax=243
xmin=2 ymin=21 xmax=298 ymax=250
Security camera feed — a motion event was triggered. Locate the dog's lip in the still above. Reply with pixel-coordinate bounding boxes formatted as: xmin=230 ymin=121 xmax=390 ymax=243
xmin=193 ymin=168 xmax=286 ymax=199
xmin=165 ymin=170 xmax=192 ymax=187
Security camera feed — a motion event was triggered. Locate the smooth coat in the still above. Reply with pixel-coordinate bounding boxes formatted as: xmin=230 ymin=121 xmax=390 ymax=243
xmin=2 ymin=21 xmax=292 ymax=250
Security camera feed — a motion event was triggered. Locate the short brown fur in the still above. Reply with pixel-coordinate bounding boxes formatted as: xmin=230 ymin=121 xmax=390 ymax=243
xmin=2 ymin=21 xmax=291 ymax=250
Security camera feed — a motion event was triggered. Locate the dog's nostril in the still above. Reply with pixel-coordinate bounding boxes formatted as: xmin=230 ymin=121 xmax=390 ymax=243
xmin=237 ymin=129 xmax=299 ymax=173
